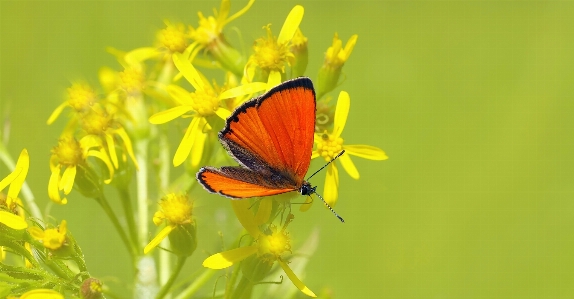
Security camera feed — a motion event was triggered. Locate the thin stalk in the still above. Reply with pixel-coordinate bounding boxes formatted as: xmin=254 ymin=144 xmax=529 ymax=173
xmin=173 ymin=269 xmax=217 ymax=299
xmin=231 ymin=276 xmax=252 ymax=299
xmin=96 ymin=194 xmax=138 ymax=261
xmin=155 ymin=256 xmax=187 ymax=299
xmin=136 ymin=140 xmax=149 ymax=247
xmin=158 ymin=134 xmax=171 ymax=289
xmin=117 ymin=186 xmax=138 ymax=249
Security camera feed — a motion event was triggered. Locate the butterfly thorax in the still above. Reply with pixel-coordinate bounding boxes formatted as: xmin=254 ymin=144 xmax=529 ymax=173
xmin=299 ymin=181 xmax=316 ymax=196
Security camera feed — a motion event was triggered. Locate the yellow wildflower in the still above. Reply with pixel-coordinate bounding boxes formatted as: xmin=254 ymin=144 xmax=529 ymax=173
xmin=48 ymin=136 xmax=114 ymax=204
xmin=0 ymin=149 xmax=29 ymax=230
xmin=308 ymin=91 xmax=387 ymax=208
xmin=317 ymin=33 xmax=358 ymax=99
xmin=157 ymin=21 xmax=190 ymax=54
xmin=47 ymin=82 xmax=98 ymax=125
xmin=203 ymin=200 xmax=316 ymax=298
xmin=246 ymin=5 xmax=304 ymax=83
xmin=28 ymin=220 xmax=68 ymax=251
xmin=16 ymin=289 xmax=64 ymax=299
xmin=144 ymin=193 xmax=196 ymax=255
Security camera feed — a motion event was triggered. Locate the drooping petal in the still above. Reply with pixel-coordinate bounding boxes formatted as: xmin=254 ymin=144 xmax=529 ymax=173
xmin=173 ymin=117 xmax=201 ymax=167
xmin=0 ymin=210 xmax=27 ymax=230
xmin=279 ymin=260 xmax=317 ymax=297
xmin=190 ymin=129 xmax=207 ymax=167
xmin=0 ymin=166 xmax=21 ymax=192
xmin=339 ymin=154 xmax=359 ymax=180
xmin=166 ymin=84 xmax=194 ymax=105
xmin=267 ymin=71 xmax=282 ymax=90
xmin=48 ymin=165 xmax=67 ymax=204
xmin=46 ymin=102 xmax=68 ymax=125
xmin=20 ymin=289 xmax=64 ymax=299
xmin=124 ymin=47 xmax=159 ymax=66
xmin=277 ymin=5 xmax=304 ymax=45
xmin=344 ymin=145 xmax=388 ymax=160
xmin=203 ymin=245 xmax=258 ymax=269
xmin=79 ymin=135 xmax=103 ymax=154
xmin=144 ymin=225 xmax=175 ymax=254
xmin=105 ymin=133 xmax=119 ymax=169
xmin=59 ymin=165 xmax=76 ymax=194
xmin=88 ymin=150 xmax=114 ymax=184
xmin=59 ymin=220 xmax=67 ymax=235
xmin=215 ymin=107 xmax=231 ymax=120
xmin=217 ymin=0 xmax=231 ymax=26
xmin=115 ymin=127 xmax=139 ymax=170
xmin=230 ymin=200 xmax=259 ymax=238
xmin=323 ymin=163 xmax=339 ymax=207
xmin=254 ymin=198 xmax=273 ymax=225
xmin=149 ymin=106 xmax=194 ymax=124
xmin=218 ymin=82 xmax=267 ymax=100
xmin=7 ymin=149 xmax=29 ymax=201
xmin=173 ymin=52 xmax=204 ymax=91
xmin=333 ymin=91 xmax=350 ymax=138
xmin=299 ymin=194 xmax=313 ymax=212
xmin=223 ymin=0 xmax=256 ymax=27
xmin=341 ymin=35 xmax=358 ymax=61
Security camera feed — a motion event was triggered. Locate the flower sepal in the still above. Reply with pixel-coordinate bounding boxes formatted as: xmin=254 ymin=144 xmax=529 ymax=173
xmin=316 ymin=65 xmax=341 ymax=100
xmin=168 ymin=221 xmax=197 ymax=257
xmin=73 ymin=164 xmax=104 ymax=200
xmin=208 ymin=36 xmax=245 ymax=78
xmin=241 ymin=254 xmax=273 ymax=283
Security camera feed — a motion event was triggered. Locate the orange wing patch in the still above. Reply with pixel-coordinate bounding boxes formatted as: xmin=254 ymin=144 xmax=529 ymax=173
xmin=197 ymin=167 xmax=296 ymax=199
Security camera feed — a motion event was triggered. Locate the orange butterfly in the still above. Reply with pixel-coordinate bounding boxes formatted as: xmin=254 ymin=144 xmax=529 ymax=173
xmin=196 ymin=77 xmax=344 ymax=222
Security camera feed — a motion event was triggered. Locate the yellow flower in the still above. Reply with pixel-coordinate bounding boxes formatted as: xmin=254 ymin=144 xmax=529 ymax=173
xmin=157 ymin=21 xmax=190 ymax=54
xmin=309 ymin=91 xmax=388 ymax=208
xmin=48 ymin=136 xmax=114 ymax=204
xmin=28 ymin=220 xmax=68 ymax=251
xmin=317 ymin=33 xmax=358 ymax=99
xmin=15 ymin=289 xmax=64 ymax=299
xmin=203 ymin=200 xmax=316 ymax=298
xmin=47 ymin=82 xmax=98 ymax=125
xmin=144 ymin=193 xmax=195 ymax=254
xmin=246 ymin=5 xmax=304 ymax=83
xmin=0 ymin=149 xmax=29 ymax=230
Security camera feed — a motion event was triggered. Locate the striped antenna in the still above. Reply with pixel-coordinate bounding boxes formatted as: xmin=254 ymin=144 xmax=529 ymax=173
xmin=311 ymin=192 xmax=345 ymax=223
xmin=306 ymin=150 xmax=345 ymax=181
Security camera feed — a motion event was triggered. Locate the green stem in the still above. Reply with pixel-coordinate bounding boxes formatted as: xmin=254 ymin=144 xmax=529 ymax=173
xmin=231 ymin=276 xmax=253 ymax=299
xmin=136 ymin=140 xmax=149 ymax=247
xmin=117 ymin=186 xmax=138 ymax=249
xmin=96 ymin=194 xmax=138 ymax=261
xmin=156 ymin=256 xmax=187 ymax=299
xmin=173 ymin=269 xmax=217 ymax=299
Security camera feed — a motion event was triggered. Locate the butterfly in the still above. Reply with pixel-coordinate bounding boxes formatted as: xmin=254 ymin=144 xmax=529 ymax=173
xmin=196 ymin=77 xmax=344 ymax=222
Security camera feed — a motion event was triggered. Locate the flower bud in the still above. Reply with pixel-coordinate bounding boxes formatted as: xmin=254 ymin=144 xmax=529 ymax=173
xmin=167 ymin=222 xmax=197 ymax=257
xmin=80 ymin=278 xmax=103 ymax=299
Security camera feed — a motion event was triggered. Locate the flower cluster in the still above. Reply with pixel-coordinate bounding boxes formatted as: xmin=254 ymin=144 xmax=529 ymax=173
xmin=1 ymin=0 xmax=387 ymax=298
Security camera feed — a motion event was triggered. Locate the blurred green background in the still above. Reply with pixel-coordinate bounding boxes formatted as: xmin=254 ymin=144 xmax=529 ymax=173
xmin=2 ymin=0 xmax=574 ymax=298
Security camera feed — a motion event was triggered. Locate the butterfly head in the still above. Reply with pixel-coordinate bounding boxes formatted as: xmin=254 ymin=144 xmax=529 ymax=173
xmin=299 ymin=181 xmax=316 ymax=196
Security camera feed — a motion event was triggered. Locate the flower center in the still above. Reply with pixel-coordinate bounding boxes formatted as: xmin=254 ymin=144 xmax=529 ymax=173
xmin=190 ymin=89 xmax=219 ymax=117
xmin=119 ymin=68 xmax=145 ymax=95
xmin=67 ymin=83 xmax=96 ymax=112
xmin=252 ymin=25 xmax=293 ymax=72
xmin=316 ymin=133 xmax=344 ymax=162
xmin=42 ymin=228 xmax=66 ymax=250
xmin=159 ymin=193 xmax=193 ymax=225
xmin=190 ymin=12 xmax=220 ymax=46
xmin=81 ymin=111 xmax=112 ymax=136
xmin=158 ymin=23 xmax=189 ymax=53
xmin=257 ymin=225 xmax=291 ymax=262
xmin=53 ymin=137 xmax=84 ymax=166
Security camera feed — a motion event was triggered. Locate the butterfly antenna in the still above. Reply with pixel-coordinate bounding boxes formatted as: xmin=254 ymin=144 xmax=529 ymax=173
xmin=306 ymin=150 xmax=345 ymax=181
xmin=311 ymin=192 xmax=345 ymax=223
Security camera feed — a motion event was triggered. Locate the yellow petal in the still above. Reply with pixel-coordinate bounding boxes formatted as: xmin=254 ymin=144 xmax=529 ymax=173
xmin=254 ymin=198 xmax=273 ymax=225
xmin=267 ymin=71 xmax=282 ymax=90
xmin=218 ymin=82 xmax=267 ymax=100
xmin=48 ymin=165 xmax=64 ymax=204
xmin=190 ymin=128 xmax=207 ymax=167
xmin=87 ymin=149 xmax=115 ymax=184
xmin=223 ymin=0 xmax=255 ymax=27
xmin=202 ymin=245 xmax=258 ymax=269
xmin=0 ymin=166 xmax=21 ymax=192
xmin=20 ymin=289 xmax=64 ymax=299
xmin=344 ymin=145 xmax=388 ymax=160
xmin=105 ymin=134 xmax=118 ymax=169
xmin=323 ymin=164 xmax=339 ymax=207
xmin=59 ymin=166 xmax=76 ymax=194
xmin=79 ymin=135 xmax=103 ymax=152
xmin=98 ymin=66 xmax=119 ymax=93
xmin=125 ymin=47 xmax=159 ymax=66
xmin=59 ymin=220 xmax=67 ymax=235
xmin=215 ymin=107 xmax=231 ymax=120
xmin=279 ymin=260 xmax=317 ymax=297
xmin=173 ymin=52 xmax=204 ymax=91
xmin=173 ymin=117 xmax=201 ymax=167
xmin=46 ymin=102 xmax=68 ymax=125
xmin=149 ymin=106 xmax=194 ymax=124
xmin=166 ymin=84 xmax=193 ymax=105
xmin=310 ymin=151 xmax=320 ymax=160
xmin=339 ymin=154 xmax=359 ymax=180
xmin=299 ymin=194 xmax=313 ymax=212
xmin=115 ymin=127 xmax=139 ymax=171
xmin=0 ymin=210 xmax=27 ymax=230
xmin=342 ymin=34 xmax=358 ymax=61
xmin=277 ymin=5 xmax=304 ymax=45
xmin=144 ymin=225 xmax=175 ymax=254
xmin=7 ymin=149 xmax=29 ymax=201
xmin=333 ymin=91 xmax=350 ymax=138
xmin=230 ymin=200 xmax=259 ymax=238
xmin=217 ymin=0 xmax=231 ymax=25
